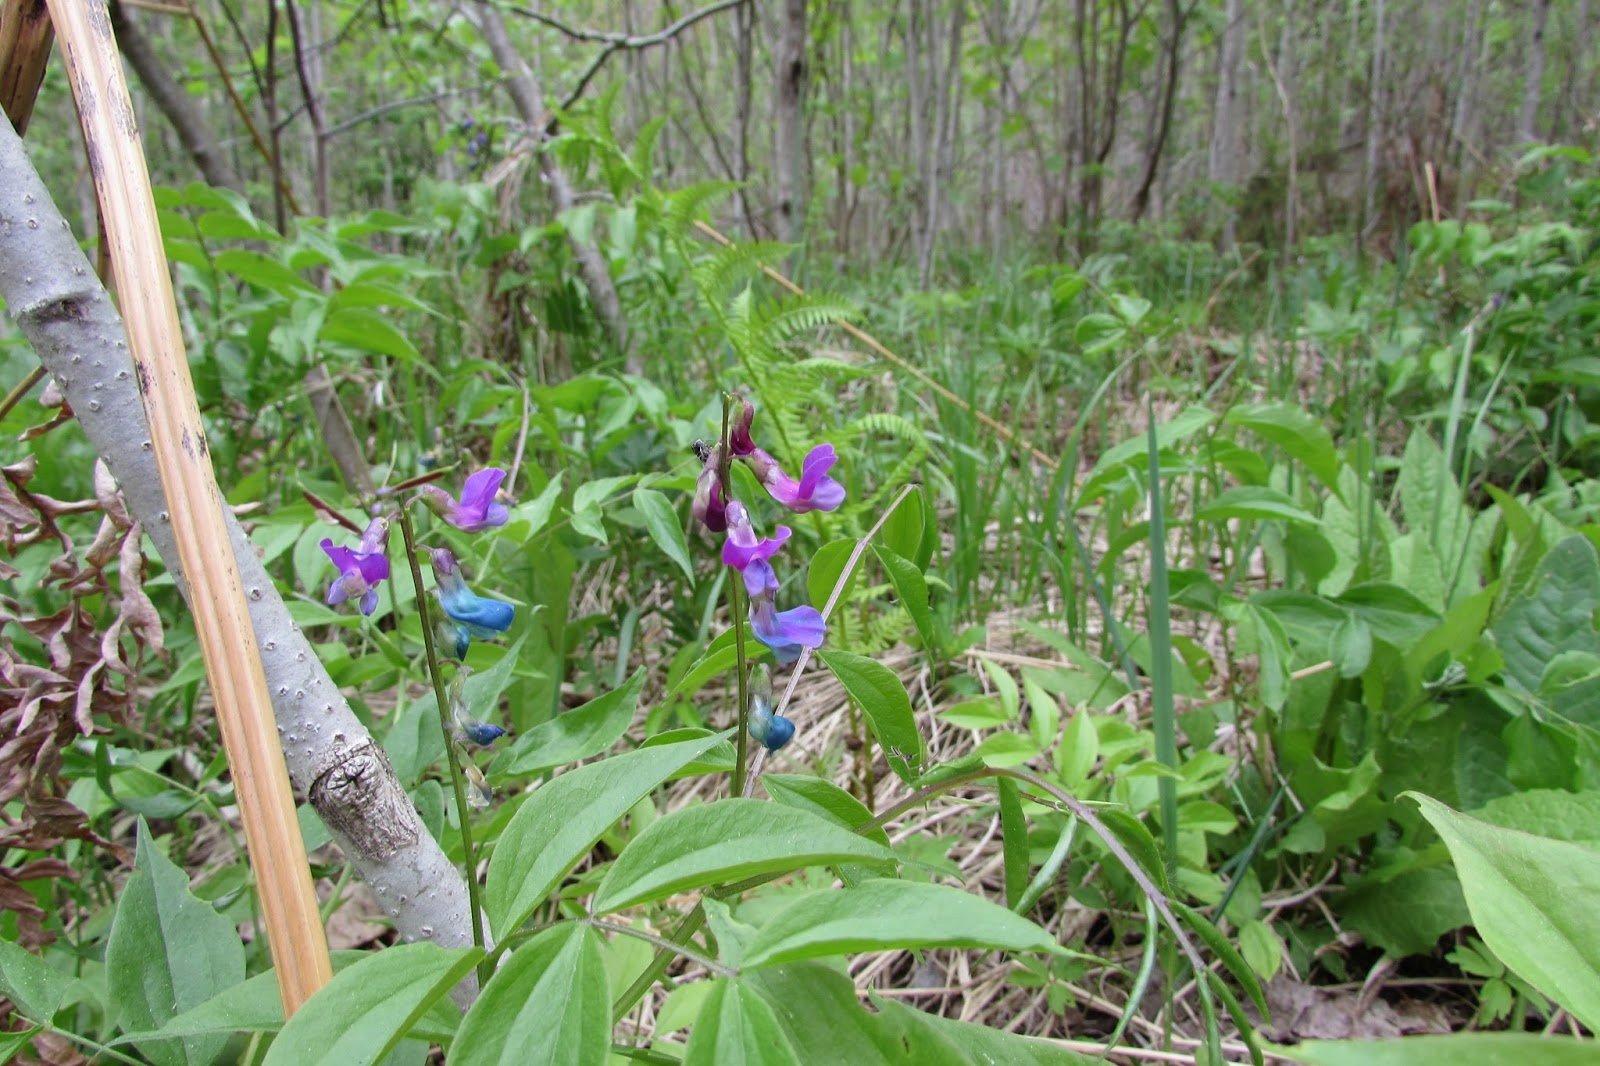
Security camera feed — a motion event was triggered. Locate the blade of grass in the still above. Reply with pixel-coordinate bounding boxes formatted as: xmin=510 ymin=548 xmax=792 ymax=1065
xmin=1146 ymin=399 xmax=1179 ymax=885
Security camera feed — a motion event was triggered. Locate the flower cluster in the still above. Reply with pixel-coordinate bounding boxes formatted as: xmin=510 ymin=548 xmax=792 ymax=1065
xmin=694 ymin=400 xmax=843 ymax=670
xmin=320 ymin=469 xmax=517 ymax=661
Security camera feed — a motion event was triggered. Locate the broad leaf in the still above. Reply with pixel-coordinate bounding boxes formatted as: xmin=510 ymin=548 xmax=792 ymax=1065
xmin=1225 ymin=403 xmax=1343 ymax=492
xmin=487 ymin=733 xmax=724 ymax=938
xmin=817 ymin=650 xmax=923 ymax=781
xmin=0 ymin=940 xmax=70 ymax=1022
xmin=683 ymin=979 xmax=801 ymax=1066
xmin=873 ymin=995 xmax=1097 ymax=1064
xmin=453 ymin=924 xmax=608 ymax=1066
xmin=106 ymin=821 xmax=245 ymax=1066
xmin=1409 ymin=793 xmax=1600 ymax=1031
xmin=761 ymin=773 xmax=888 ymax=845
xmin=873 ymin=546 xmax=939 ymax=655
xmin=592 ymin=799 xmax=896 ymax=914
xmin=1492 ymin=536 xmax=1600 ymax=694
xmin=634 ymin=488 xmax=696 ymax=583
xmin=742 ymin=879 xmax=1055 ymax=968
xmin=1196 ymin=486 xmax=1317 ymax=526
xmin=997 ymin=777 xmax=1029 ymax=910
xmin=262 ymin=943 xmax=482 ymax=1066
xmin=499 ymin=668 xmax=643 ymax=777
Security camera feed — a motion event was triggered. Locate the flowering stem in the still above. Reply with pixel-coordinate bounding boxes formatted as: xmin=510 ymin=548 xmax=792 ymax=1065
xmin=394 ymin=505 xmax=490 ymax=987
xmin=719 ymin=393 xmax=752 ymax=796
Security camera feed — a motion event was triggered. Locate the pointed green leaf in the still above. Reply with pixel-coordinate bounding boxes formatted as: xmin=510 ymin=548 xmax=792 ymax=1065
xmin=1409 ymin=793 xmax=1600 ymax=1031
xmin=106 ymin=820 xmax=246 ymax=1066
xmin=0 ymin=940 xmax=70 ymax=1022
xmin=1276 ymin=1033 xmax=1597 ymax=1065
xmin=873 ymin=546 xmax=939 ymax=654
xmin=634 ymin=488 xmax=696 ymax=583
xmin=499 ymin=668 xmax=644 ymax=777
xmin=742 ymin=879 xmax=1055 ymax=969
xmin=487 ymin=733 xmax=724 ymax=938
xmin=454 ymin=924 xmax=608 ymax=1066
xmin=262 ymin=943 xmax=482 ymax=1066
xmin=1225 ymin=403 xmax=1343 ymax=492
xmin=592 ymin=800 xmax=896 ymax=914
xmin=684 ymin=980 xmax=801 ymax=1066
xmin=817 ymin=650 xmax=923 ymax=781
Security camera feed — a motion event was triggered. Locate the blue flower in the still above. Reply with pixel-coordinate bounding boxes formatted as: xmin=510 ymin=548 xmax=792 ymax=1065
xmin=429 ymin=547 xmax=515 ymax=638
xmin=748 ymin=666 xmax=796 ymax=752
xmin=448 ymin=666 xmax=508 ymax=745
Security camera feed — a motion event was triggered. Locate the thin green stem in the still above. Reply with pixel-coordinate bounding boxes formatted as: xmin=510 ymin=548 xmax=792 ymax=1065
xmin=395 ymin=505 xmax=490 ymax=987
xmin=611 ymin=903 xmax=707 ymax=1023
xmin=720 ymin=394 xmax=752 ymax=796
xmin=0 ymin=364 xmax=47 ymax=422
xmin=585 ymin=917 xmax=736 ymax=978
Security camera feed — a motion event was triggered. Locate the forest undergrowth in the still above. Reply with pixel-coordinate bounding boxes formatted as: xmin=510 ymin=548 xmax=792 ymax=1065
xmin=2 ymin=118 xmax=1599 ymax=1066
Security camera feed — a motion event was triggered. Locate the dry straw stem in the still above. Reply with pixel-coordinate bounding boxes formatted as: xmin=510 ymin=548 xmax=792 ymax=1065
xmin=0 ymin=0 xmax=54 ymax=134
xmin=43 ymin=0 xmax=330 ymax=1011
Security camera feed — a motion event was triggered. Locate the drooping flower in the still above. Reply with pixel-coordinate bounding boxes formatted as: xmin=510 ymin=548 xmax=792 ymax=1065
xmin=758 ymin=444 xmax=846 ymax=514
xmin=720 ymin=500 xmax=825 ymax=663
xmin=747 ymin=664 xmax=795 ymax=752
xmin=321 ymin=516 xmax=392 ymax=615
xmin=721 ymin=500 xmax=790 ymax=578
xmin=429 ymin=547 xmax=515 ymax=639
xmin=447 ymin=665 xmax=508 ymax=745
xmin=750 ymin=597 xmax=826 ymax=665
xmin=691 ymin=442 xmax=729 ymax=532
xmin=418 ymin=468 xmax=510 ymax=533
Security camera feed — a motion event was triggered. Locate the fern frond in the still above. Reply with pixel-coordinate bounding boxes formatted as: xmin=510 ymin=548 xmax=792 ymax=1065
xmin=754 ymin=294 xmax=858 ymax=346
xmin=660 ymin=181 xmax=743 ymax=239
xmin=692 ymin=241 xmax=795 ymax=301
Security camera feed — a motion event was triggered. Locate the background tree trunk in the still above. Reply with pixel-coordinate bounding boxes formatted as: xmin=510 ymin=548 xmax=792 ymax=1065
xmin=1209 ymin=0 xmax=1243 ymax=246
xmin=1130 ymin=0 xmax=1186 ymax=221
xmin=773 ymin=0 xmax=808 ymax=246
xmin=468 ymin=1 xmax=634 ymax=366
xmin=1517 ymin=0 xmax=1550 ymax=144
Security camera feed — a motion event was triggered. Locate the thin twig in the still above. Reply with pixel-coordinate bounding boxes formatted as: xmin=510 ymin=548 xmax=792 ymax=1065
xmin=0 ymin=364 xmax=46 ymax=422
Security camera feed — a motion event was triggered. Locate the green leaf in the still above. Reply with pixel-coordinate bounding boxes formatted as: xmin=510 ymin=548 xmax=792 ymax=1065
xmin=1054 ymin=709 xmax=1099 ymax=788
xmin=1196 ymin=486 xmax=1317 ymax=526
xmin=592 ymin=799 xmax=896 ymax=914
xmin=1473 ymin=789 xmax=1600 ymax=848
xmin=453 ymin=924 xmax=608 ymax=1066
xmin=817 ymin=650 xmax=923 ymax=781
xmin=873 ymin=546 xmax=939 ymax=654
xmin=106 ymin=820 xmax=246 ymax=1066
xmin=742 ymin=879 xmax=1056 ymax=968
xmin=1169 ymin=901 xmax=1270 ymax=1021
xmin=487 ymin=732 xmax=724 ymax=939
xmin=1275 ymin=1033 xmax=1598 ymax=1065
xmin=320 ymin=309 xmax=437 ymax=380
xmin=506 ymin=473 xmax=564 ymax=540
xmin=1408 ymin=793 xmax=1600 ymax=1031
xmin=213 ymin=249 xmax=314 ymax=296
xmin=262 ymin=943 xmax=482 ymax=1066
xmin=0 ymin=1027 xmax=36 ymax=1065
xmin=1225 ymin=403 xmax=1343 ymax=492
xmin=684 ymin=979 xmax=801 ymax=1066
xmin=0 ymin=940 xmax=70 ymax=1021
xmin=998 ymin=777 xmax=1029 ymax=910
xmin=1238 ymin=919 xmax=1283 ymax=981
xmin=807 ymin=538 xmax=860 ymax=612
xmin=1492 ymin=536 xmax=1600 ymax=694
xmin=498 ymin=668 xmax=643 ymax=777
xmin=634 ymin=488 xmax=696 ymax=583
xmin=761 ymin=774 xmax=888 ymax=846
xmin=872 ymin=994 xmax=1098 ymax=1065
xmin=1339 ymin=865 xmax=1469 ymax=957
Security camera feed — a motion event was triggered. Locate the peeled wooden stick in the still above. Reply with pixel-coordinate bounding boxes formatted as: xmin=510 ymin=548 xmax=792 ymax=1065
xmin=44 ymin=0 xmax=331 ymax=1013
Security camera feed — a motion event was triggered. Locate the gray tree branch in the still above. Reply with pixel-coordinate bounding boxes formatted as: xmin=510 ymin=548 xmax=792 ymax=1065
xmin=0 ymin=114 xmax=477 ymax=972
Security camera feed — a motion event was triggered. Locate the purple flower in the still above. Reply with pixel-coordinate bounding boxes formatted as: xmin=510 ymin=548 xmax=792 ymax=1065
xmin=760 ymin=444 xmax=846 ymax=513
xmin=419 ymin=468 xmax=510 ymax=533
xmin=729 ymin=399 xmax=758 ymax=456
xmin=692 ymin=446 xmax=728 ymax=532
xmin=750 ymin=598 xmax=826 ymax=665
xmin=321 ymin=516 xmax=391 ymax=615
xmin=721 ymin=500 xmax=790 ymax=578
xmin=719 ymin=501 xmax=825 ymax=662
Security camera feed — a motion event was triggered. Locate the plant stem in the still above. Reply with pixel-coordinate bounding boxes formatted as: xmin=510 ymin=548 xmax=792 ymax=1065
xmin=395 ymin=505 xmax=490 ymax=987
xmin=719 ymin=394 xmax=752 ymax=796
xmin=0 ymin=364 xmax=47 ymax=422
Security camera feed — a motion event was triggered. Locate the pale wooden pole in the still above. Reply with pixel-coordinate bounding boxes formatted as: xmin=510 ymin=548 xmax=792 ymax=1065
xmin=44 ymin=0 xmax=332 ymax=1014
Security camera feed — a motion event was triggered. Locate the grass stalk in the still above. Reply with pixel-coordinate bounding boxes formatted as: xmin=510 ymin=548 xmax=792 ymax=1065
xmin=1145 ymin=401 xmax=1180 ymax=884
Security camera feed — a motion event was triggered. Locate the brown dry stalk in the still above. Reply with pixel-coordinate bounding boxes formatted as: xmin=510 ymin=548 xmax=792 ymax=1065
xmin=45 ymin=0 xmax=331 ymax=1013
